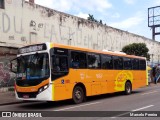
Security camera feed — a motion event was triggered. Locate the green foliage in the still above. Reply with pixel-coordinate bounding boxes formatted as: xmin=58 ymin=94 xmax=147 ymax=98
xmin=87 ymin=14 xmax=103 ymax=24
xmin=122 ymin=43 xmax=150 ymax=61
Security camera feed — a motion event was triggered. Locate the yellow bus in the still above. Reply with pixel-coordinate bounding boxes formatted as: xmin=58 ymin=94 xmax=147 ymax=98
xmin=11 ymin=42 xmax=147 ymax=104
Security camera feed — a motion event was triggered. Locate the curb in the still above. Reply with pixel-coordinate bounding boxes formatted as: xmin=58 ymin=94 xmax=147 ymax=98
xmin=0 ymin=100 xmax=38 ymax=106
xmin=0 ymin=87 xmax=14 ymax=93
xmin=0 ymin=101 xmax=25 ymax=106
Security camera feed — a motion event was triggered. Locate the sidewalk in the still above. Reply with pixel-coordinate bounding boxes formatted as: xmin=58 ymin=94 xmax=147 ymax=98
xmin=148 ymin=82 xmax=160 ymax=86
xmin=0 ymin=88 xmax=23 ymax=105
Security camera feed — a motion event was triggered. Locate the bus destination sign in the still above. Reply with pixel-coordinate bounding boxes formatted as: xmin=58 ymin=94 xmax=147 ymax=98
xmin=18 ymin=44 xmax=47 ymax=54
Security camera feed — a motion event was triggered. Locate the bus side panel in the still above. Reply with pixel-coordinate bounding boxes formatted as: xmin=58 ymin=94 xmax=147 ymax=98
xmin=53 ymin=84 xmax=73 ymax=101
xmin=132 ymin=71 xmax=147 ymax=90
xmin=112 ymin=70 xmax=134 ymax=92
xmin=113 ymin=70 xmax=146 ymax=92
xmin=53 ymin=69 xmax=92 ymax=101
xmin=101 ymin=70 xmax=115 ymax=94
xmin=52 ymin=70 xmax=147 ymax=101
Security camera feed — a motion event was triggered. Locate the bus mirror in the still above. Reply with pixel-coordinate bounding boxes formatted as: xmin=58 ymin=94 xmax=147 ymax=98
xmin=10 ymin=58 xmax=17 ymax=73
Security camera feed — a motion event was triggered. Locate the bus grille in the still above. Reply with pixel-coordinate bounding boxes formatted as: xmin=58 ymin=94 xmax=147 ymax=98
xmin=16 ymin=80 xmax=42 ymax=87
xmin=17 ymin=92 xmax=38 ymax=98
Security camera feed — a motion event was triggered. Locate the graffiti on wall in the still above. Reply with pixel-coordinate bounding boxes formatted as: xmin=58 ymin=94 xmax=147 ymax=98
xmin=0 ymin=62 xmax=15 ymax=87
xmin=43 ymin=23 xmax=115 ymax=50
xmin=9 ymin=36 xmax=15 ymax=40
xmin=1 ymin=13 xmax=23 ymax=34
xmin=6 ymin=0 xmax=12 ymax=4
xmin=0 ymin=62 xmax=11 ymax=84
xmin=21 ymin=36 xmax=27 ymax=43
xmin=0 ymin=12 xmax=124 ymax=50
xmin=30 ymin=20 xmax=43 ymax=31
xmin=0 ymin=10 xmax=159 ymax=54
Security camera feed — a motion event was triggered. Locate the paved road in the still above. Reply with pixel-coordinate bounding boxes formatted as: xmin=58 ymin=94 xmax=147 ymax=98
xmin=0 ymin=84 xmax=160 ymax=120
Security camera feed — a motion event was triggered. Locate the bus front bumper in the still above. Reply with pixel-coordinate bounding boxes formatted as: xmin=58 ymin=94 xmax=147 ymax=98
xmin=15 ymin=85 xmax=52 ymax=101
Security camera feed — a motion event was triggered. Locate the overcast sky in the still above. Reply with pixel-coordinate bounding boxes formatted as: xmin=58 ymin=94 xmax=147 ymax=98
xmin=28 ymin=0 xmax=160 ymax=41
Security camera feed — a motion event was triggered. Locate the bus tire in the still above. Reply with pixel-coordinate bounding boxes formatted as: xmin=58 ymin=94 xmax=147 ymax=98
xmin=125 ymin=81 xmax=132 ymax=95
xmin=72 ymin=86 xmax=84 ymax=104
xmin=46 ymin=101 xmax=54 ymax=104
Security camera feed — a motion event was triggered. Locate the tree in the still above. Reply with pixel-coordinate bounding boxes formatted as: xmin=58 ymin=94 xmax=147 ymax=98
xmin=87 ymin=14 xmax=103 ymax=24
xmin=87 ymin=14 xmax=95 ymax=21
xmin=122 ymin=43 xmax=150 ymax=61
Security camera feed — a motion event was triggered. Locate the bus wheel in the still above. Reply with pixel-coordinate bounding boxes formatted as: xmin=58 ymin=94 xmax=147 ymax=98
xmin=46 ymin=101 xmax=54 ymax=104
xmin=125 ymin=81 xmax=132 ymax=95
xmin=72 ymin=86 xmax=84 ymax=104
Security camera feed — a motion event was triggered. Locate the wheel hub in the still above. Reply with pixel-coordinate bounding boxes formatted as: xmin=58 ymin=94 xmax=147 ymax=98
xmin=127 ymin=85 xmax=130 ymax=93
xmin=75 ymin=90 xmax=81 ymax=99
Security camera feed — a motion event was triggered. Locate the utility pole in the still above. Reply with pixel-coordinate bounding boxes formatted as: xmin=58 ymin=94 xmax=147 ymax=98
xmin=152 ymin=26 xmax=155 ymax=40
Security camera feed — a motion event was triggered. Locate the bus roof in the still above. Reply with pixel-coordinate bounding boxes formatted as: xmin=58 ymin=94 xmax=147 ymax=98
xmin=51 ymin=43 xmax=146 ymax=60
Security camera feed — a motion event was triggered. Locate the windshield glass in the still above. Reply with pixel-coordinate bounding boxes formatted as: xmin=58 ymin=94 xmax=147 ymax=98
xmin=17 ymin=53 xmax=49 ymax=80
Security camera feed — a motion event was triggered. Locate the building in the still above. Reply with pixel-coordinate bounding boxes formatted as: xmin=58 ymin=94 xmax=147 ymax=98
xmin=0 ymin=0 xmax=160 ymax=86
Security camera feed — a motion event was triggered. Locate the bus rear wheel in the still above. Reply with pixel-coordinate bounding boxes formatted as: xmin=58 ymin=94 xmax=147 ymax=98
xmin=72 ymin=86 xmax=85 ymax=104
xmin=125 ymin=81 xmax=132 ymax=95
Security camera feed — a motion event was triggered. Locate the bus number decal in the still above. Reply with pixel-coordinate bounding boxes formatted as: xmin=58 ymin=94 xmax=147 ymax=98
xmin=96 ymin=73 xmax=103 ymax=79
xmin=80 ymin=73 xmax=85 ymax=80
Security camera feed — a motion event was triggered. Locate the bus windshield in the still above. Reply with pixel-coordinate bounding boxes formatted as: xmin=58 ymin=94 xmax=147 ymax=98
xmin=17 ymin=53 xmax=49 ymax=80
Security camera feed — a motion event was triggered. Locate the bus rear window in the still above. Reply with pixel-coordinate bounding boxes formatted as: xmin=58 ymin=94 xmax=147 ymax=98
xmin=139 ymin=59 xmax=146 ymax=70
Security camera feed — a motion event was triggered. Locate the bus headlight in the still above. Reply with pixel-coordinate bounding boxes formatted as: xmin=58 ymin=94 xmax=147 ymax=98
xmin=39 ymin=88 xmax=43 ymax=93
xmin=44 ymin=85 xmax=48 ymax=89
xmin=38 ymin=84 xmax=49 ymax=93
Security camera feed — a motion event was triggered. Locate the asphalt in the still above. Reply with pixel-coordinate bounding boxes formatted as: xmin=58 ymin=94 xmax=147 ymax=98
xmin=0 ymin=83 xmax=158 ymax=106
xmin=0 ymin=91 xmax=24 ymax=106
xmin=0 ymin=83 xmax=160 ymax=120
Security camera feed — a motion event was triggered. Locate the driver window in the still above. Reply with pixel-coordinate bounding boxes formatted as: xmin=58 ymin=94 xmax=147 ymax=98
xmin=52 ymin=56 xmax=68 ymax=72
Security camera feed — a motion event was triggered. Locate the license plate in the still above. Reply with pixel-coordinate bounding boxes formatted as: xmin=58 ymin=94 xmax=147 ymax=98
xmin=23 ymin=95 xmax=29 ymax=98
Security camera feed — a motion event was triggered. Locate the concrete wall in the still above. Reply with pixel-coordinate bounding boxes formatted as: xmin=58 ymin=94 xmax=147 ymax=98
xmin=0 ymin=47 xmax=17 ymax=87
xmin=0 ymin=0 xmax=160 ymax=67
xmin=0 ymin=0 xmax=159 ymax=63
xmin=1 ymin=0 xmax=160 ymax=86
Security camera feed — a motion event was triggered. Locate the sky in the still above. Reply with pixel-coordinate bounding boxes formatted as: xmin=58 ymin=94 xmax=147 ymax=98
xmin=29 ymin=0 xmax=160 ymax=41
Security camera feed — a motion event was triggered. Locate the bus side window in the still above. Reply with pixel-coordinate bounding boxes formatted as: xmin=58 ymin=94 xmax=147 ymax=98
xmin=132 ymin=59 xmax=139 ymax=70
xmin=113 ymin=56 xmax=123 ymax=70
xmin=60 ymin=57 xmax=68 ymax=71
xmin=101 ymin=55 xmax=113 ymax=69
xmin=124 ymin=58 xmax=132 ymax=70
xmin=139 ymin=59 xmax=146 ymax=70
xmin=52 ymin=56 xmax=68 ymax=72
xmin=88 ymin=53 xmax=101 ymax=69
xmin=71 ymin=51 xmax=87 ymax=69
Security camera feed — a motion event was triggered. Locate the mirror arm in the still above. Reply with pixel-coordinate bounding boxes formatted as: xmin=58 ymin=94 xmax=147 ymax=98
xmin=10 ymin=58 xmax=18 ymax=73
